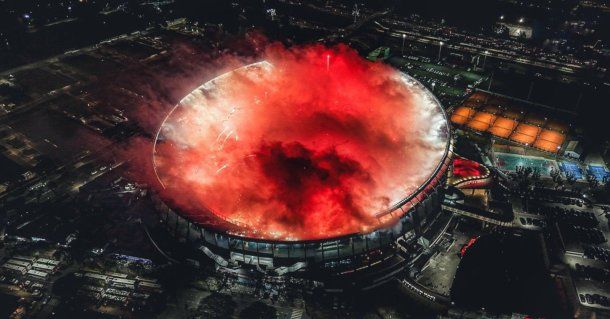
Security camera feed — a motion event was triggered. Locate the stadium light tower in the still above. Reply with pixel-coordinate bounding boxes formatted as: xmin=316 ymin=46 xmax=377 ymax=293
xmin=352 ymin=3 xmax=360 ymax=24
xmin=437 ymin=41 xmax=444 ymax=61
xmin=482 ymin=50 xmax=489 ymax=69
xmin=487 ymin=70 xmax=494 ymax=91
xmin=527 ymin=81 xmax=534 ymax=100
xmin=401 ymin=33 xmax=406 ymax=55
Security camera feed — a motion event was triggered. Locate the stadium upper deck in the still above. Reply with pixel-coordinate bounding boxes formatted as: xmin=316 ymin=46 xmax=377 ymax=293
xmin=152 ymin=53 xmax=451 ymax=242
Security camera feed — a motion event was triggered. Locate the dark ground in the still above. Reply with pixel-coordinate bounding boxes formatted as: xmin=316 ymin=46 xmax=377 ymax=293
xmin=450 ymin=231 xmax=563 ymax=317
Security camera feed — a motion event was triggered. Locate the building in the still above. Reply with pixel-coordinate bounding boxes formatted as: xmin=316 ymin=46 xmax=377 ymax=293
xmin=499 ymin=22 xmax=534 ymax=39
xmin=151 ymin=62 xmax=454 ymax=291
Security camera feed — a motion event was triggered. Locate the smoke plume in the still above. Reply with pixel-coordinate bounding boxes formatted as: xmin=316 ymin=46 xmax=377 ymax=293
xmin=143 ymin=43 xmax=448 ymax=240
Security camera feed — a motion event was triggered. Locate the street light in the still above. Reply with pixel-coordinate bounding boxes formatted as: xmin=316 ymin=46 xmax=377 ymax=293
xmin=527 ymin=81 xmax=534 ymax=100
xmin=438 ymin=41 xmax=444 ymax=61
xmin=499 ymin=15 xmax=504 ymax=20
xmin=487 ymin=70 xmax=494 ymax=91
xmin=519 ymin=17 xmax=525 ymax=23
xmin=482 ymin=50 xmax=489 ymax=69
xmin=401 ymin=33 xmax=406 ymax=56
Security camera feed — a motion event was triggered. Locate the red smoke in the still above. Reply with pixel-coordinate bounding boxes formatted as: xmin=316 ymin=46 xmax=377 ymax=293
xmin=151 ymin=43 xmax=448 ymax=240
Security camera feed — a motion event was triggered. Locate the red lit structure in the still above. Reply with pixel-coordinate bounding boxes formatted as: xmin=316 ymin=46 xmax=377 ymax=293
xmin=150 ymin=45 xmax=452 ymax=285
xmin=460 ymin=236 xmax=479 ymax=257
xmin=450 ymin=156 xmax=492 ymax=189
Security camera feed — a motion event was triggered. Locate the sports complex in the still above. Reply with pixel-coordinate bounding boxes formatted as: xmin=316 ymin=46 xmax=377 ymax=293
xmin=149 ymin=51 xmax=453 ymax=288
xmin=451 ymin=92 xmax=567 ymax=153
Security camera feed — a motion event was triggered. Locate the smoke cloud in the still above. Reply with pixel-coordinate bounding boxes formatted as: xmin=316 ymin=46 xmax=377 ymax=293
xmin=142 ymin=43 xmax=448 ymax=240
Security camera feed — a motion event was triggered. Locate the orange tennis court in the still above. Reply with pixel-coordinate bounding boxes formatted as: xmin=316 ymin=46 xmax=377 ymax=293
xmin=534 ymin=129 xmax=565 ymax=152
xmin=483 ymin=105 xmax=501 ymax=114
xmin=468 ymin=92 xmax=488 ymax=103
xmin=545 ymin=120 xmax=569 ymax=133
xmin=467 ymin=112 xmax=496 ymax=131
xmin=450 ymin=106 xmax=476 ymax=125
xmin=488 ymin=117 xmax=517 ymax=138
xmin=510 ymin=123 xmax=540 ymax=145
xmin=450 ymin=92 xmax=568 ymax=153
xmin=524 ymin=113 xmax=546 ymax=126
xmin=502 ymin=110 xmax=523 ymax=120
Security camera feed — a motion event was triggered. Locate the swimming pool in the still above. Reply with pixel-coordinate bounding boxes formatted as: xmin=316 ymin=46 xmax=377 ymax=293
xmin=495 ymin=152 xmax=558 ymax=176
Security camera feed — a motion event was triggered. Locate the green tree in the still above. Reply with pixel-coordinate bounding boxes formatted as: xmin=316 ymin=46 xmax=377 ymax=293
xmin=550 ymin=168 xmax=564 ymax=189
xmin=585 ymin=171 xmax=599 ymax=190
xmin=565 ymin=171 xmax=577 ymax=186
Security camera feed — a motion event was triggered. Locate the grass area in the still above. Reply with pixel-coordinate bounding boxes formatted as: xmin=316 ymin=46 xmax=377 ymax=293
xmin=390 ymin=56 xmax=485 ymax=82
xmin=436 ymin=85 xmax=465 ymax=97
xmin=416 ymin=61 xmax=484 ymax=83
xmin=388 ymin=56 xmax=486 ymax=99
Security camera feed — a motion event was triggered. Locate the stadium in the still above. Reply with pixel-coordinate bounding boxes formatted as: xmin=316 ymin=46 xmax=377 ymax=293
xmin=150 ymin=49 xmax=452 ymax=289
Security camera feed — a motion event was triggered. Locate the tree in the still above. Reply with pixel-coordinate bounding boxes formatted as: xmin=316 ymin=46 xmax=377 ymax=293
xmin=239 ymin=301 xmax=277 ymax=319
xmin=531 ymin=167 xmax=541 ymax=186
xmin=549 ymin=167 xmax=559 ymax=180
xmin=592 ymin=175 xmax=610 ymax=204
xmin=513 ymin=166 xmax=534 ymax=194
xmin=565 ymin=171 xmax=577 ymax=187
xmin=550 ymin=168 xmax=564 ymax=190
xmin=585 ymin=171 xmax=599 ymax=190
